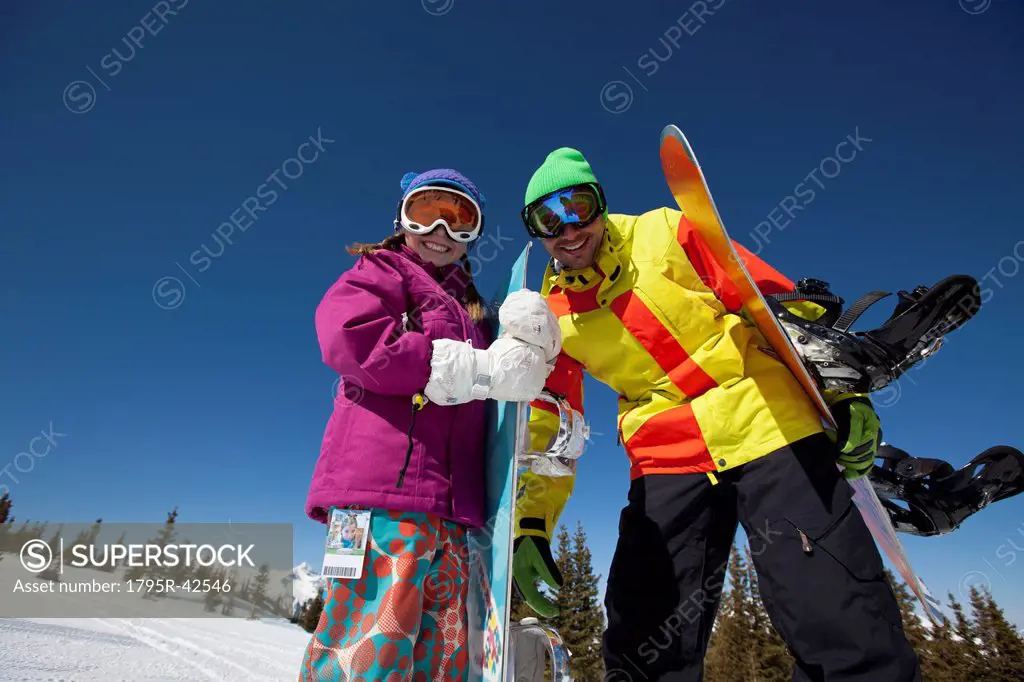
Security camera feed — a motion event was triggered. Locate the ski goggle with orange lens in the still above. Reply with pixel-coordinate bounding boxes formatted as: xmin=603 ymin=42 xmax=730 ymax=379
xmin=520 ymin=183 xmax=606 ymax=239
xmin=397 ymin=186 xmax=483 ymax=243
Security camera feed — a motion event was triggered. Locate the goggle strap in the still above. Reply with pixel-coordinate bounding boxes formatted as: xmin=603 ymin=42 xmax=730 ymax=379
xmin=402 ymin=185 xmax=482 ymax=223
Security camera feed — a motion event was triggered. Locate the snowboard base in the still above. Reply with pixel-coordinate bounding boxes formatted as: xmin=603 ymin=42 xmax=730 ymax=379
xmin=467 ymin=243 xmax=533 ymax=681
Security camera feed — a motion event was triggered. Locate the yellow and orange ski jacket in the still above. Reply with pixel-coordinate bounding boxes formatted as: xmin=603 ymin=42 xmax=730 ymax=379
xmin=516 ymin=207 xmax=828 ymax=540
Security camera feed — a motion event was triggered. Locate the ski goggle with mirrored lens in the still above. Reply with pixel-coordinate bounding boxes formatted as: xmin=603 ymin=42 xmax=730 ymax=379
xmin=397 ymin=186 xmax=483 ymax=243
xmin=520 ymin=183 xmax=606 ymax=239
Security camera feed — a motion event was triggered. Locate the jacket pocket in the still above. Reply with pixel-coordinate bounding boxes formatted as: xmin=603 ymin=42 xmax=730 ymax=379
xmin=784 ymin=492 xmax=880 ymax=578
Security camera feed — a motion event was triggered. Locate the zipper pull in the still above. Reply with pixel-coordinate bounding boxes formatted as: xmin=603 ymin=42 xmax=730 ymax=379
xmin=798 ymin=529 xmax=812 ymax=555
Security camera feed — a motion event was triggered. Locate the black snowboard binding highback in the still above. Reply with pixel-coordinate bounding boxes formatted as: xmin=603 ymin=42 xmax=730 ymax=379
xmin=767 ymin=275 xmax=983 ymax=394
xmin=868 ymin=444 xmax=1024 ymax=536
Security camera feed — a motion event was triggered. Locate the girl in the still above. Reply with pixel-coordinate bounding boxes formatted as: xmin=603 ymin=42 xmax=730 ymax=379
xmin=299 ymin=168 xmax=559 ymax=681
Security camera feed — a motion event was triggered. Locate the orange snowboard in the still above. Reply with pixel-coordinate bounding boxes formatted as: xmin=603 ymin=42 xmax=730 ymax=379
xmin=658 ymin=124 xmax=946 ymax=625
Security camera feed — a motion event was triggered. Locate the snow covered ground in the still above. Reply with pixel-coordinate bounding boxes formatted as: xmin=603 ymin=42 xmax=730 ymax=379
xmin=0 ymin=616 xmax=313 ymax=681
xmin=0 ymin=562 xmax=327 ymax=680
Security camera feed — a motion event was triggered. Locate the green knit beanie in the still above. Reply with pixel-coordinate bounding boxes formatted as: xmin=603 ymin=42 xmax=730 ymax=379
xmin=524 ymin=147 xmax=600 ymax=207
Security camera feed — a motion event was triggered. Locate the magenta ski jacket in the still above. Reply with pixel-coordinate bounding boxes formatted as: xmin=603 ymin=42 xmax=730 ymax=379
xmin=305 ymin=243 xmax=493 ymax=529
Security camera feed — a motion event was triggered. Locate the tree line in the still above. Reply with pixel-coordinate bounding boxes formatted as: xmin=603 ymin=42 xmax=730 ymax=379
xmin=508 ymin=517 xmax=1024 ymax=682
xmin=0 ymin=492 xmax=289 ymax=619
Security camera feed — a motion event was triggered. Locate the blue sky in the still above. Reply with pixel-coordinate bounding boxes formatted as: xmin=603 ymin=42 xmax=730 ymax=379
xmin=3 ymin=0 xmax=1023 ymax=629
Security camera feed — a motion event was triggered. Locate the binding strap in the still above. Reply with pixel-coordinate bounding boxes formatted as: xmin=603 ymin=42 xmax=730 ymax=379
xmin=831 ymin=291 xmax=891 ymax=332
xmin=770 ymin=291 xmax=844 ymax=306
xmin=768 ymin=291 xmax=845 ymax=327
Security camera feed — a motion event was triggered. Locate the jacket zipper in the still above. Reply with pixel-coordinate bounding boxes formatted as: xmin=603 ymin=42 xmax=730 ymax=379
xmin=395 ymin=269 xmax=472 ymax=489
xmin=617 ymin=401 xmax=639 ymax=447
xmin=396 ymin=396 xmax=424 ymax=488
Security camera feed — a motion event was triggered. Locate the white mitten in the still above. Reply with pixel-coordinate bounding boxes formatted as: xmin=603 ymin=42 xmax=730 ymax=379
xmin=486 ymin=336 xmax=552 ymax=403
xmin=498 ymin=289 xmax=561 ymax=362
xmin=424 ymin=337 xmax=552 ymax=406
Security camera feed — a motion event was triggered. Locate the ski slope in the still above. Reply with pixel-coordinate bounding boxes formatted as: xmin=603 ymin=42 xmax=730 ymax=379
xmin=0 ymin=616 xmax=313 ymax=681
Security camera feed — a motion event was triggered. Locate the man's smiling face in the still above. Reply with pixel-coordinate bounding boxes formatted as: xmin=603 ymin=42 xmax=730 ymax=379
xmin=540 ymin=214 xmax=606 ymax=271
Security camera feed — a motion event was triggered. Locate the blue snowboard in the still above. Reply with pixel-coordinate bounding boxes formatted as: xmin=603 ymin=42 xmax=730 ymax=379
xmin=467 ymin=243 xmax=532 ymax=681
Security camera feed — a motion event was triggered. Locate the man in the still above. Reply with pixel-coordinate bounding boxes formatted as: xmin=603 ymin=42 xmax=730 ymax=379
xmin=510 ymin=147 xmax=922 ymax=681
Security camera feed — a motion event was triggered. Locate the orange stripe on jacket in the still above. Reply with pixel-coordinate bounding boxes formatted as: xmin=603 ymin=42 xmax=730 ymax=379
xmin=675 ymin=214 xmax=796 ymax=311
xmin=623 ymin=404 xmax=714 ymax=478
xmin=546 ymin=285 xmax=601 ymax=318
xmin=608 ymin=290 xmax=718 ymax=398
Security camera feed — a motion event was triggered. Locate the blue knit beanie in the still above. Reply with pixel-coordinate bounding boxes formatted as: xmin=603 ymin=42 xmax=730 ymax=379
xmin=400 ymin=168 xmax=487 ymax=210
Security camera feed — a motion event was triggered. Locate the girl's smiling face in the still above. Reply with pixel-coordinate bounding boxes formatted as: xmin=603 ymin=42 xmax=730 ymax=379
xmin=405 ymin=229 xmax=467 ymax=267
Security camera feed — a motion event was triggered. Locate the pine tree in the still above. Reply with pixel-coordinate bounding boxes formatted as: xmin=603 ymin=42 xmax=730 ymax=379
xmin=221 ymin=580 xmax=237 ymax=616
xmin=127 ymin=508 xmax=179 ymax=584
xmin=72 ymin=518 xmax=105 ymax=571
xmin=239 ymin=577 xmax=251 ymax=602
xmin=204 ymin=582 xmax=223 ymax=613
xmin=0 ymin=492 xmax=11 ymax=524
xmin=73 ymin=518 xmax=102 ymax=547
xmin=105 ymin=531 xmax=128 ymax=574
xmin=37 ymin=525 xmax=62 ymax=583
xmin=551 ymin=525 xmax=574 ymax=630
xmin=302 ymin=592 xmax=326 ymax=633
xmin=926 ymin=605 xmax=967 ymax=682
xmin=703 ymin=618 xmax=724 ymax=682
xmin=884 ymin=568 xmax=932 ymax=676
xmin=291 ymin=597 xmax=307 ymax=624
xmin=949 ymin=592 xmax=982 ymax=679
xmin=745 ymin=546 xmax=792 ymax=681
xmin=150 ymin=508 xmax=179 ymax=589
xmin=568 ymin=522 xmax=605 ymax=680
xmin=704 ymin=547 xmax=752 ymax=682
xmin=0 ymin=493 xmax=11 ymax=561
xmin=971 ymin=586 xmax=1024 ymax=681
xmin=249 ymin=563 xmax=271 ymax=619
xmin=549 ymin=523 xmax=606 ymax=680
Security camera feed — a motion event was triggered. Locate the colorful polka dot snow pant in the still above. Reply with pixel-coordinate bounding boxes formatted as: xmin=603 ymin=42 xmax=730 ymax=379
xmin=298 ymin=510 xmax=470 ymax=682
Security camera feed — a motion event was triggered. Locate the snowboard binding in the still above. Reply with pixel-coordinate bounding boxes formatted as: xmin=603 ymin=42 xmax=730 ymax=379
xmin=868 ymin=444 xmax=1024 ymax=536
xmin=517 ymin=391 xmax=590 ymax=477
xmin=767 ymin=275 xmax=982 ymax=394
xmin=508 ymin=618 xmax=572 ymax=681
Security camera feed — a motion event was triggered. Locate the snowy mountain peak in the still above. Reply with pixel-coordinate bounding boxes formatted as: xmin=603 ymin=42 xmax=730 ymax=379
xmin=288 ymin=562 xmax=326 ymax=615
xmin=290 ymin=562 xmax=318 ymax=579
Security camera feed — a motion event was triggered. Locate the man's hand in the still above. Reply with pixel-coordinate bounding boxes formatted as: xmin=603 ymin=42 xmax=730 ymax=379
xmin=826 ymin=392 xmax=881 ymax=480
xmin=512 ymin=532 xmax=562 ymax=618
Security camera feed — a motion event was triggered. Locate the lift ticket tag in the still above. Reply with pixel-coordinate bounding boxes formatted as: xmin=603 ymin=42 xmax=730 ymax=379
xmin=321 ymin=508 xmax=371 ymax=579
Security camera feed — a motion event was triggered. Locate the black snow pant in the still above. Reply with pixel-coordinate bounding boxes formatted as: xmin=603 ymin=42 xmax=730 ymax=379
xmin=600 ymin=432 xmax=923 ymax=682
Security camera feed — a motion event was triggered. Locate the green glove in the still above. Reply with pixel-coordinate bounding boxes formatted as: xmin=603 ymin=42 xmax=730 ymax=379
xmin=826 ymin=392 xmax=881 ymax=481
xmin=512 ymin=533 xmax=562 ymax=618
